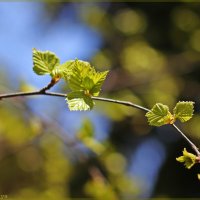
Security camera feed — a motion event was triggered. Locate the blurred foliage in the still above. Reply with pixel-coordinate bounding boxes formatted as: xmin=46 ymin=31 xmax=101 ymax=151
xmin=1 ymin=2 xmax=200 ymax=199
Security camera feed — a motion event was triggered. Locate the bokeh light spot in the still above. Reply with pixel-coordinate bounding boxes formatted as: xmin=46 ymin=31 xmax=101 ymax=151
xmin=113 ymin=9 xmax=147 ymax=35
xmin=105 ymin=152 xmax=127 ymax=174
xmin=172 ymin=8 xmax=199 ymax=32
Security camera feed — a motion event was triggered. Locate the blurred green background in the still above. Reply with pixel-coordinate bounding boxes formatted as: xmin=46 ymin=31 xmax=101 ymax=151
xmin=0 ymin=2 xmax=200 ymax=199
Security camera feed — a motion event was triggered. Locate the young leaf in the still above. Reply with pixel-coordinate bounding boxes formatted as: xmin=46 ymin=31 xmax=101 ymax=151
xmin=83 ymin=77 xmax=95 ymax=91
xmin=173 ymin=101 xmax=194 ymax=123
xmin=66 ymin=91 xmax=94 ymax=111
xmin=64 ymin=59 xmax=91 ymax=91
xmin=64 ymin=59 xmax=109 ymax=96
xmin=52 ymin=60 xmax=74 ymax=78
xmin=176 ymin=148 xmax=197 ymax=169
xmin=32 ymin=48 xmax=60 ymax=76
xmin=145 ymin=103 xmax=174 ymax=126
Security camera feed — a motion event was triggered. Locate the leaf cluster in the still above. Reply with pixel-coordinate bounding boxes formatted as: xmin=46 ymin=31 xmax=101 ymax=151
xmin=32 ymin=48 xmax=200 ymax=178
xmin=145 ymin=102 xmax=194 ymax=127
xmin=32 ymin=49 xmax=109 ymax=111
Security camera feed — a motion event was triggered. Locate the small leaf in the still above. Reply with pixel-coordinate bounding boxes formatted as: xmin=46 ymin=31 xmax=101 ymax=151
xmin=176 ymin=148 xmax=197 ymax=169
xmin=66 ymin=91 xmax=94 ymax=111
xmin=64 ymin=59 xmax=109 ymax=96
xmin=173 ymin=101 xmax=194 ymax=123
xmin=32 ymin=48 xmax=60 ymax=76
xmin=145 ymin=103 xmax=173 ymax=126
xmin=53 ymin=60 xmax=74 ymax=78
xmin=64 ymin=59 xmax=91 ymax=91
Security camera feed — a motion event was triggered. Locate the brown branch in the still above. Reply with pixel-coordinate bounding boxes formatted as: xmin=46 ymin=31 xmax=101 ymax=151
xmin=0 ymin=81 xmax=199 ymax=157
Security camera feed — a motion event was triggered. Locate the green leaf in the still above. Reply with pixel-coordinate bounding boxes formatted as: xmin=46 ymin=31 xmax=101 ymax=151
xmin=63 ymin=59 xmax=108 ymax=111
xmin=173 ymin=101 xmax=194 ymax=123
xmin=66 ymin=91 xmax=94 ymax=111
xmin=32 ymin=48 xmax=60 ymax=76
xmin=83 ymin=77 xmax=95 ymax=91
xmin=52 ymin=60 xmax=74 ymax=78
xmin=145 ymin=103 xmax=174 ymax=126
xmin=64 ymin=59 xmax=109 ymax=96
xmin=64 ymin=59 xmax=91 ymax=91
xmin=176 ymin=148 xmax=197 ymax=169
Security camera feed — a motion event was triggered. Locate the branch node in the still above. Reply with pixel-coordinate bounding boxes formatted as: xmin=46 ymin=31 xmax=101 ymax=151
xmin=39 ymin=77 xmax=60 ymax=93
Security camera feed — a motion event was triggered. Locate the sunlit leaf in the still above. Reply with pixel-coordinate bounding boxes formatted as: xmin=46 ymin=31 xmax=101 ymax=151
xmin=64 ymin=59 xmax=109 ymax=96
xmin=32 ymin=48 xmax=60 ymax=76
xmin=145 ymin=103 xmax=173 ymax=126
xmin=176 ymin=148 xmax=197 ymax=169
xmin=83 ymin=77 xmax=95 ymax=91
xmin=64 ymin=59 xmax=92 ymax=91
xmin=66 ymin=91 xmax=94 ymax=111
xmin=52 ymin=60 xmax=74 ymax=78
xmin=173 ymin=101 xmax=194 ymax=122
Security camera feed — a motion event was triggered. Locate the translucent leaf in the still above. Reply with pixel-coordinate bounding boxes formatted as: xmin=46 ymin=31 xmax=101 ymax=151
xmin=66 ymin=91 xmax=94 ymax=111
xmin=32 ymin=48 xmax=60 ymax=76
xmin=64 ymin=59 xmax=91 ymax=91
xmin=173 ymin=101 xmax=194 ymax=122
xmin=176 ymin=148 xmax=197 ymax=169
xmin=52 ymin=60 xmax=74 ymax=78
xmin=64 ymin=59 xmax=109 ymax=96
xmin=145 ymin=103 xmax=173 ymax=126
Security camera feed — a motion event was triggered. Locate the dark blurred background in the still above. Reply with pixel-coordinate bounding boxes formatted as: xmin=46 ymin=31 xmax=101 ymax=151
xmin=0 ymin=2 xmax=200 ymax=199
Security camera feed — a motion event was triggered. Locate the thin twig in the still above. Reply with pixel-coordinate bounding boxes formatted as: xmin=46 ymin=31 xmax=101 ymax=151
xmin=92 ymin=96 xmax=150 ymax=112
xmin=172 ymin=124 xmax=200 ymax=156
xmin=0 ymin=91 xmax=44 ymax=99
xmin=0 ymin=91 xmax=149 ymax=112
xmin=0 ymin=82 xmax=199 ymax=156
xmin=39 ymin=77 xmax=60 ymax=92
